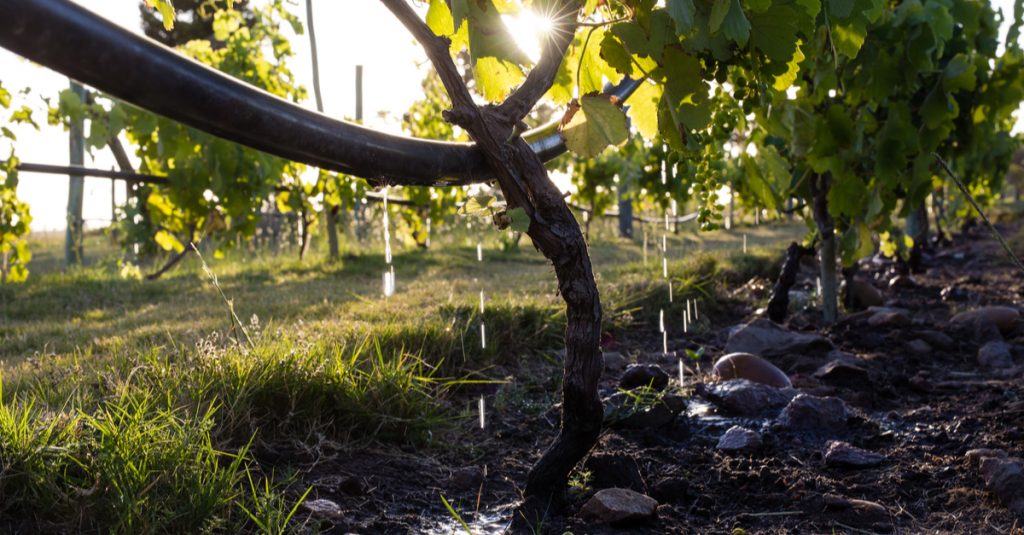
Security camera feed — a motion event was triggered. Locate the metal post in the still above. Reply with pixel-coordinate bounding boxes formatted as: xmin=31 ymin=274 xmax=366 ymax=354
xmin=65 ymin=81 xmax=86 ymax=266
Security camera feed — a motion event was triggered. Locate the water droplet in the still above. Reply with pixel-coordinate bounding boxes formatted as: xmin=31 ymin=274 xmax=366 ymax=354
xmin=659 ymin=309 xmax=664 ymax=333
xmin=480 ymin=322 xmax=486 ymax=349
xmin=477 ymin=242 xmax=483 ymax=262
xmin=479 ymin=395 xmax=486 ymax=429
xmin=742 ymin=234 xmax=748 ymax=254
xmin=662 ymin=330 xmax=668 ymax=356
xmin=479 ymin=290 xmax=485 ymax=314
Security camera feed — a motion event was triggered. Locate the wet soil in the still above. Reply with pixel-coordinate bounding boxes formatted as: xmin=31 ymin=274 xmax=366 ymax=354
xmin=290 ymin=222 xmax=1024 ymax=534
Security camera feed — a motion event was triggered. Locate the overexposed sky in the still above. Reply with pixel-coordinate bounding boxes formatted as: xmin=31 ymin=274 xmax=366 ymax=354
xmin=2 ymin=0 xmax=1023 ymax=231
xmin=2 ymin=1 xmax=432 ymax=232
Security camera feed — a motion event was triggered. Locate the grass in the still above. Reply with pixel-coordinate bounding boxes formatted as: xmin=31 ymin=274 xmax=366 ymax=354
xmin=0 ymin=214 xmax=803 ymax=533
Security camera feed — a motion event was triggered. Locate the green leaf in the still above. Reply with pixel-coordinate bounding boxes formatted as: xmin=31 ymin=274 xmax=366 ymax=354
xmin=943 ymin=53 xmax=977 ymax=92
xmin=667 ymin=0 xmax=697 ymax=34
xmin=154 ymin=230 xmax=185 ymax=253
xmin=145 ymin=0 xmax=176 ymax=31
xmin=562 ymin=95 xmax=629 ymax=158
xmin=427 ymin=0 xmax=455 ymax=36
xmin=474 ymin=57 xmax=526 ymax=102
xmin=626 ymin=79 xmax=663 ymax=140
xmin=508 ymin=207 xmax=531 ymax=233
xmin=920 ymin=86 xmax=954 ymax=129
xmin=459 ymin=194 xmax=497 ymax=216
xmin=719 ymin=0 xmax=751 ymax=46
xmin=213 ymin=10 xmax=241 ymax=41
xmin=660 ymin=48 xmax=712 ymax=131
xmin=460 ymin=0 xmax=531 ymax=100
xmin=710 ymin=0 xmax=732 ymax=33
xmin=772 ymin=41 xmax=804 ymax=90
xmin=831 ymin=19 xmax=867 ymax=58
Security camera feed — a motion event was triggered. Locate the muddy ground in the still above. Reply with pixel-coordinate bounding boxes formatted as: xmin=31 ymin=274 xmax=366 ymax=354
xmin=289 ymin=221 xmax=1024 ymax=534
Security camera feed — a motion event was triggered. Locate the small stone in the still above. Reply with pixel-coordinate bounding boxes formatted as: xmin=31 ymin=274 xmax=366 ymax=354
xmin=826 ymin=350 xmax=866 ymax=366
xmin=716 ymin=426 xmax=763 ymax=453
xmin=813 ymin=360 xmax=869 ymax=389
xmin=888 ymin=275 xmax=917 ymax=289
xmin=619 ymin=364 xmax=670 ymax=390
xmin=965 ymin=448 xmax=1009 ymax=466
xmin=724 ymin=319 xmax=833 ymax=356
xmin=584 ymin=454 xmax=646 ymax=493
xmin=697 ymin=379 xmax=796 ymax=417
xmin=952 ymin=306 xmax=1021 ymax=333
xmin=916 ymin=330 xmax=954 ymax=348
xmin=849 ymin=279 xmax=885 ymax=309
xmin=824 ymin=440 xmax=885 ymax=468
xmin=978 ymin=341 xmax=1014 ymax=369
xmin=603 ymin=351 xmax=628 ymax=372
xmin=713 ymin=352 xmax=792 ymax=388
xmin=301 ymin=498 xmax=344 ymax=519
xmin=941 ymin=285 xmax=971 ymax=302
xmin=448 ymin=466 xmax=484 ymax=491
xmin=867 ymin=310 xmax=911 ymax=328
xmin=580 ymin=488 xmax=658 ymax=525
xmin=907 ymin=339 xmax=932 ymax=354
xmin=775 ymin=394 xmax=850 ymax=434
xmin=978 ymin=455 xmax=1024 ymax=517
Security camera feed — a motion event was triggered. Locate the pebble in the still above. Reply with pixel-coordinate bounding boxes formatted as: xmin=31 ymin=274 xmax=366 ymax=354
xmin=978 ymin=341 xmax=1014 ymax=369
xmin=713 ymin=352 xmax=792 ymax=388
xmin=813 ymin=360 xmax=869 ymax=389
xmin=917 ymin=330 xmax=954 ymax=348
xmin=867 ymin=309 xmax=911 ymax=328
xmin=888 ymin=275 xmax=917 ymax=289
xmin=824 ymin=440 xmax=885 ymax=468
xmin=301 ymin=498 xmax=344 ymax=519
xmin=849 ymin=279 xmax=885 ymax=309
xmin=907 ymin=339 xmax=932 ymax=354
xmin=774 ymin=394 xmax=850 ymax=434
xmin=716 ymin=426 xmax=763 ymax=453
xmin=821 ymin=494 xmax=890 ymax=529
xmin=940 ymin=285 xmax=971 ymax=302
xmin=975 ymin=453 xmax=1024 ymax=517
xmin=619 ymin=364 xmax=670 ymax=390
xmin=579 ymin=488 xmax=659 ymax=525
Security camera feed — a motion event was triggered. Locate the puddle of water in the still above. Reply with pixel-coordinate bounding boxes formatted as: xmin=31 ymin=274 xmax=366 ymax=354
xmin=425 ymin=510 xmax=510 ymax=535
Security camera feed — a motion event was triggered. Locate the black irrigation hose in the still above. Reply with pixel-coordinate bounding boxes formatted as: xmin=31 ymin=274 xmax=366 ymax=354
xmin=0 ymin=0 xmax=641 ymax=186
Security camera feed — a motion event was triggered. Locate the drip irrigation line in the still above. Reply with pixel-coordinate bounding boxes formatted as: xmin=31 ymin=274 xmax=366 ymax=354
xmin=567 ymin=201 xmax=699 ymax=224
xmin=933 ymin=153 xmax=1024 ymax=277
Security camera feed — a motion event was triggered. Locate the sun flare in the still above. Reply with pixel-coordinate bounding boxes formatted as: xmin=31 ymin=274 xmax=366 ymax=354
xmin=502 ymin=10 xmax=555 ymax=63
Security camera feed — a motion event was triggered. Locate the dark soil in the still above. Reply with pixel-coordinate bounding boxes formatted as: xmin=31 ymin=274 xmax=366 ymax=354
xmin=290 ymin=221 xmax=1024 ymax=534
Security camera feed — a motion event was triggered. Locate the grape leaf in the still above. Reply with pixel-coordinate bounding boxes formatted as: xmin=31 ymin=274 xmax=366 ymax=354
xmin=562 ymin=95 xmax=629 ymax=158
xmin=154 ymin=230 xmax=185 ymax=253
xmin=627 ymin=79 xmax=663 ymax=140
xmin=667 ymin=0 xmax=697 ymax=34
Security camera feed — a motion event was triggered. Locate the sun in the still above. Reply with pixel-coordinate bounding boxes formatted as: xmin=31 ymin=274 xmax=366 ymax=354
xmin=502 ymin=9 xmax=555 ymax=63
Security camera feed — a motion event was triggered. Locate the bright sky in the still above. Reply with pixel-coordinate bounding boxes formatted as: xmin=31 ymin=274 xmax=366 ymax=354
xmin=2 ymin=1 xmax=433 ymax=232
xmin=2 ymin=0 xmax=1022 ymax=232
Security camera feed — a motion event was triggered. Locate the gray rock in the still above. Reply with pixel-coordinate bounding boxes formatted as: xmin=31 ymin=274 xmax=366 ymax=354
xmin=620 ymin=364 xmax=670 ymax=390
xmin=713 ymin=352 xmax=791 ymax=388
xmin=579 ymin=488 xmax=658 ymax=524
xmin=775 ymin=394 xmax=849 ymax=433
xmin=826 ymin=350 xmax=866 ymax=366
xmin=725 ymin=319 xmax=833 ymax=356
xmin=978 ymin=455 xmax=1024 ymax=517
xmin=584 ymin=453 xmax=646 ymax=493
xmin=716 ymin=426 xmax=763 ymax=453
xmin=978 ymin=341 xmax=1014 ymax=369
xmin=813 ymin=360 xmax=869 ymax=389
xmin=867 ymin=310 xmax=911 ymax=328
xmin=301 ymin=498 xmax=344 ymax=519
xmin=821 ymin=494 xmax=890 ymax=529
xmin=603 ymin=351 xmax=628 ymax=372
xmin=824 ymin=441 xmax=885 ymax=468
xmin=917 ymin=330 xmax=954 ymax=349
xmin=965 ymin=448 xmax=1009 ymax=466
xmin=907 ymin=339 xmax=932 ymax=354
xmin=698 ymin=379 xmax=796 ymax=417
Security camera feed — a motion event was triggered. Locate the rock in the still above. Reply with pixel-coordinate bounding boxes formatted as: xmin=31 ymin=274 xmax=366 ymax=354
xmin=579 ymin=488 xmax=658 ymax=525
xmin=584 ymin=454 xmax=646 ymax=493
xmin=697 ymin=379 xmax=796 ymax=417
xmin=907 ymin=339 xmax=932 ymax=354
xmin=888 ymin=275 xmax=917 ymax=289
xmin=917 ymin=330 xmax=954 ymax=348
xmin=952 ymin=306 xmax=1021 ymax=333
xmin=941 ymin=285 xmax=971 ymax=302
xmin=867 ymin=309 xmax=911 ymax=328
xmin=824 ymin=441 xmax=885 ymax=468
xmin=826 ymin=350 xmax=866 ymax=366
xmin=316 ymin=474 xmax=368 ymax=496
xmin=603 ymin=351 xmax=628 ymax=372
xmin=448 ymin=467 xmax=484 ymax=491
xmin=619 ymin=364 xmax=670 ymax=390
xmin=820 ymin=494 xmax=890 ymax=529
xmin=978 ymin=341 xmax=1014 ymax=369
xmin=724 ymin=318 xmax=833 ymax=356
xmin=716 ymin=426 xmax=763 ymax=453
xmin=301 ymin=498 xmax=344 ymax=519
xmin=650 ymin=477 xmax=693 ymax=504
xmin=965 ymin=448 xmax=1009 ymax=466
xmin=978 ymin=455 xmax=1024 ymax=517
xmin=849 ymin=279 xmax=885 ymax=309
xmin=775 ymin=394 xmax=850 ymax=434
xmin=604 ymin=393 xmax=684 ymax=429
xmin=713 ymin=352 xmax=792 ymax=388
xmin=813 ymin=360 xmax=869 ymax=389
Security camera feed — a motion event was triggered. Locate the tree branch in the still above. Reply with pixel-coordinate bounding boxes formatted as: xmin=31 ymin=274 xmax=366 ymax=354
xmin=498 ymin=0 xmax=579 ymax=122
